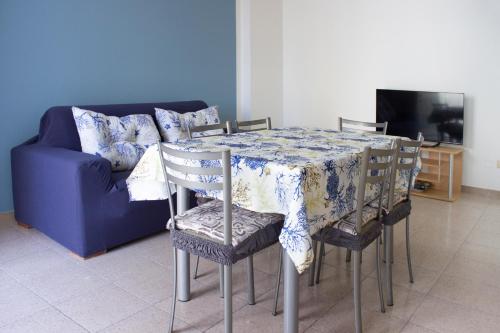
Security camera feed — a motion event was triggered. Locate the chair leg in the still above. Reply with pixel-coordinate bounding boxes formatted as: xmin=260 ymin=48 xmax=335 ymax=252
xmin=308 ymin=240 xmax=318 ymax=286
xmin=272 ymin=247 xmax=283 ymax=316
xmin=224 ymin=264 xmax=233 ymax=333
xmin=406 ymin=216 xmax=414 ymax=283
xmin=384 ymin=225 xmax=394 ymax=306
xmin=353 ymin=250 xmax=362 ymax=333
xmin=168 ymin=249 xmax=177 ymax=333
xmin=322 ymin=243 xmax=326 ymax=262
xmin=348 ymin=250 xmax=362 ymax=263
xmin=193 ymin=256 xmax=200 ymax=280
xmin=219 ymin=264 xmax=224 ymax=298
xmin=375 ymin=236 xmax=385 ymax=313
xmin=246 ymin=256 xmax=256 ymax=305
xmin=315 ymin=240 xmax=325 ymax=284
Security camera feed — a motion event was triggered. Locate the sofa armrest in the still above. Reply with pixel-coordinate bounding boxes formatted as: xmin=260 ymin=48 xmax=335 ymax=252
xmin=11 ymin=144 xmax=112 ymax=255
xmin=12 ymin=144 xmax=112 ymax=197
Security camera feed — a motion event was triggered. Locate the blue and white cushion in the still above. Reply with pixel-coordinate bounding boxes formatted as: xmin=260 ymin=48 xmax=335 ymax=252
xmin=72 ymin=107 xmax=160 ymax=171
xmin=155 ymin=106 xmax=222 ymax=142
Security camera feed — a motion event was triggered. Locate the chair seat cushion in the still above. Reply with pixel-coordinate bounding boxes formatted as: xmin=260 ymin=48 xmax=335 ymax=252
xmin=332 ymin=205 xmax=379 ymax=236
xmin=171 ymin=200 xmax=284 ymax=265
xmin=369 ymin=190 xmax=408 ymax=214
xmin=313 ymin=219 xmax=382 ymax=251
xmin=175 ymin=199 xmax=283 ymax=247
xmin=380 ymin=199 xmax=412 ymax=226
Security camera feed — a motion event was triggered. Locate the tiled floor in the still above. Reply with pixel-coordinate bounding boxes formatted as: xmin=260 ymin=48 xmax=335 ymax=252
xmin=0 ymin=191 xmax=499 ymax=332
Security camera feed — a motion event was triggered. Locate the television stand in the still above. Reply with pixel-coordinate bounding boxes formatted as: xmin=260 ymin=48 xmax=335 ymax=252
xmin=412 ymin=146 xmax=463 ymax=201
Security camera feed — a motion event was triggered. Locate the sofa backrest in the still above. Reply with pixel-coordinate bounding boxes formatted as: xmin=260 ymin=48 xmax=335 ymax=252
xmin=37 ymin=100 xmax=209 ymax=151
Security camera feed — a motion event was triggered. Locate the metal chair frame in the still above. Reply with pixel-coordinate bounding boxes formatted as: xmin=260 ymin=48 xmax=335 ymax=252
xmin=272 ymin=141 xmax=399 ymax=333
xmin=158 ymin=142 xmax=235 ymax=333
xmin=187 ymin=121 xmax=233 ymax=139
xmin=236 ymin=117 xmax=272 ymax=132
xmin=383 ymin=133 xmax=423 ymax=306
xmin=187 ymin=120 xmax=240 ymax=292
xmin=339 ymin=117 xmax=388 ymax=135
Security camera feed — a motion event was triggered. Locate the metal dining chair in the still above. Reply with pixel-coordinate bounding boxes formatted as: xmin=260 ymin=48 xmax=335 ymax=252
xmin=187 ymin=121 xmax=232 ymax=282
xmin=236 ymin=117 xmax=272 ymax=132
xmin=187 ymin=120 xmax=281 ymax=307
xmin=272 ymin=141 xmax=399 ymax=333
xmin=339 ymin=117 xmax=388 ymax=135
xmin=158 ymin=143 xmax=284 ymax=333
xmin=382 ymin=133 xmax=423 ymax=306
xmin=187 ymin=121 xmax=233 ymax=139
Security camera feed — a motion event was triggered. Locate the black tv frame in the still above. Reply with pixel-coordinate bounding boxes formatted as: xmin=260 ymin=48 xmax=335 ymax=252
xmin=376 ymin=88 xmax=464 ymax=146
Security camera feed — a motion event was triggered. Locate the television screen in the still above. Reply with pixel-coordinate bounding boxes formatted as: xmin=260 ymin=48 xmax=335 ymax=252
xmin=376 ymin=89 xmax=464 ymax=144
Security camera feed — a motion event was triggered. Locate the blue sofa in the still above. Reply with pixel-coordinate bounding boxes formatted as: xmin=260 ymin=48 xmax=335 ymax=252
xmin=11 ymin=101 xmax=204 ymax=257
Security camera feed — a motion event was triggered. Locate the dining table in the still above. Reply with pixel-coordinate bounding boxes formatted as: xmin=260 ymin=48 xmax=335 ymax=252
xmin=126 ymin=127 xmax=410 ymax=333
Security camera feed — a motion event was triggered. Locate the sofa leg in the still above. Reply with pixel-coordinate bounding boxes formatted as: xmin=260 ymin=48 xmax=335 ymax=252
xmin=70 ymin=250 xmax=107 ymax=260
xmin=17 ymin=221 xmax=33 ymax=229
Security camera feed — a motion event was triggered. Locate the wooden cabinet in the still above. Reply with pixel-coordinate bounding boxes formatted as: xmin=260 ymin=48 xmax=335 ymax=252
xmin=412 ymin=146 xmax=463 ymax=201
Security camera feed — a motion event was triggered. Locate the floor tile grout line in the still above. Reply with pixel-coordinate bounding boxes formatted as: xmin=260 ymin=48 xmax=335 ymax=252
xmin=399 ymin=321 xmax=440 ymax=333
xmin=3 ymin=260 xmax=114 ymax=308
xmin=38 ymin=306 xmax=91 ymax=333
xmin=53 ymin=283 xmax=150 ymax=332
xmin=0 ymin=266 xmax=53 ymax=329
xmin=405 ymin=202 xmax=488 ymax=329
xmin=96 ymin=304 xmax=171 ymax=333
xmin=424 ymin=293 xmax=500 ymax=321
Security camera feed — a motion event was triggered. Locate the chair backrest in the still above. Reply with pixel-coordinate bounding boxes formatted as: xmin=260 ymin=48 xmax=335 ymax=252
xmin=236 ymin=117 xmax=272 ymax=132
xmin=187 ymin=121 xmax=233 ymax=140
xmin=387 ymin=133 xmax=424 ymax=210
xmin=354 ymin=140 xmax=400 ymax=231
xmin=157 ymin=142 xmax=233 ymax=246
xmin=339 ymin=117 xmax=388 ymax=135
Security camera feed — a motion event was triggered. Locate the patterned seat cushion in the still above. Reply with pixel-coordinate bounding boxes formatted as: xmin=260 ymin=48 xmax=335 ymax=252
xmin=175 ymin=199 xmax=284 ymax=247
xmin=380 ymin=199 xmax=412 ymax=226
xmin=314 ymin=219 xmax=382 ymax=251
xmin=369 ymin=189 xmax=408 ymax=214
xmin=332 ymin=205 xmax=380 ymax=236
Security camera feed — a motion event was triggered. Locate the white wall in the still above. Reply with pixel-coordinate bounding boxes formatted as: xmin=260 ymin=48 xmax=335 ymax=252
xmin=236 ymin=0 xmax=283 ymax=126
xmin=238 ymin=0 xmax=500 ymax=191
xmin=282 ymin=0 xmax=500 ymax=191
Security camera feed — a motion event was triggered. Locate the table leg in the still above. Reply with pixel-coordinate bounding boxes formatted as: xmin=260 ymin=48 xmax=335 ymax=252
xmin=177 ymin=186 xmax=190 ymax=302
xmin=284 ymin=250 xmax=299 ymax=333
xmin=384 ymin=225 xmax=393 ymax=306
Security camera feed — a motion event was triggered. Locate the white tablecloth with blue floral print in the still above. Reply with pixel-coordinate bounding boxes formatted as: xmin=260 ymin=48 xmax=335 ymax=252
xmin=126 ymin=128 xmax=412 ymax=273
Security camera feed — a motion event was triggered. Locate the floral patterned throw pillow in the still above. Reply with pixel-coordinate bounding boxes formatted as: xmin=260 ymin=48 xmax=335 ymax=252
xmin=72 ymin=107 xmax=160 ymax=171
xmin=155 ymin=106 xmax=222 ymax=142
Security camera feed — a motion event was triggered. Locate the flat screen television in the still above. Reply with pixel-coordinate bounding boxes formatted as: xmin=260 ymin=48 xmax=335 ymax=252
xmin=376 ymin=89 xmax=464 ymax=145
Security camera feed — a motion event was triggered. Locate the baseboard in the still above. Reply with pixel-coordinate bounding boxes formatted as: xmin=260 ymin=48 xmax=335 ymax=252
xmin=462 ymin=185 xmax=500 ymax=199
xmin=0 ymin=211 xmax=15 ymax=224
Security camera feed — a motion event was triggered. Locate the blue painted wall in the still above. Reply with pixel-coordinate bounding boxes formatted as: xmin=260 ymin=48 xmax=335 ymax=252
xmin=0 ymin=0 xmax=236 ymax=211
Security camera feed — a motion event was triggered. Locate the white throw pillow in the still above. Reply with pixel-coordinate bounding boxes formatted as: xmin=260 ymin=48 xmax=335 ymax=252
xmin=72 ymin=107 xmax=160 ymax=171
xmin=155 ymin=106 xmax=222 ymax=142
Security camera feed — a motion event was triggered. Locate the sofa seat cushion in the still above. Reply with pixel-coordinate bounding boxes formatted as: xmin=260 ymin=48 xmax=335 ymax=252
xmin=155 ymin=106 xmax=222 ymax=142
xmin=72 ymin=107 xmax=160 ymax=171
xmin=174 ymin=199 xmax=284 ymax=247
